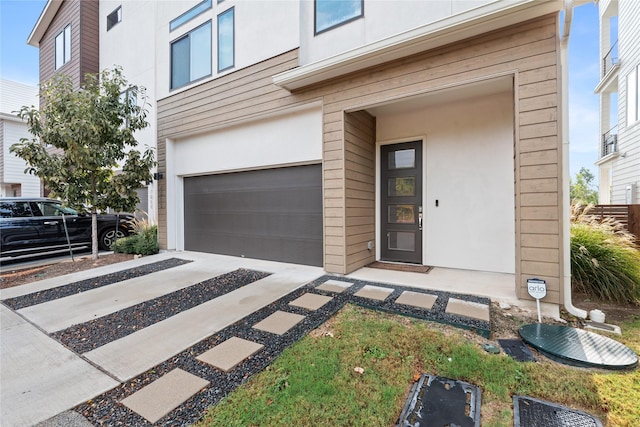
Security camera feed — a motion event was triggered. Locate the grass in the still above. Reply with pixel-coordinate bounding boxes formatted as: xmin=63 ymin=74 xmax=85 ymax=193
xmin=198 ymin=305 xmax=640 ymax=427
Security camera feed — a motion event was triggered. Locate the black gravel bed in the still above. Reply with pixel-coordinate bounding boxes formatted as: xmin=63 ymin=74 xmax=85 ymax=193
xmin=74 ymin=275 xmax=492 ymax=426
xmin=3 ymin=258 xmax=193 ymax=310
xmin=52 ymin=268 xmax=271 ymax=354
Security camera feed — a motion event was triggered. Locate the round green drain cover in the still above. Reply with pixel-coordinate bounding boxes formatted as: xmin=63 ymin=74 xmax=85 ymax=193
xmin=519 ymin=324 xmax=638 ymax=370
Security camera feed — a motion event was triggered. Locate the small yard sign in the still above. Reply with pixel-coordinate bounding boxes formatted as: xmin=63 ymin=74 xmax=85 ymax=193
xmin=527 ymin=278 xmax=546 ymax=322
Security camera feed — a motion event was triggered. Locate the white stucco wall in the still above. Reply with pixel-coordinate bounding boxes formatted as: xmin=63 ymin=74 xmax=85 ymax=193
xmin=154 ymin=0 xmax=299 ymax=100
xmin=100 ymin=1 xmax=158 ymax=220
xmin=376 ymin=91 xmax=515 ymax=274
xmin=300 ymin=0 xmax=493 ymax=65
xmin=166 ymin=104 xmax=323 ymax=250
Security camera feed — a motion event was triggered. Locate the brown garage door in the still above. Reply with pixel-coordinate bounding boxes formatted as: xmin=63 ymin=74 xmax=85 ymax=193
xmin=183 ymin=164 xmax=323 ymax=266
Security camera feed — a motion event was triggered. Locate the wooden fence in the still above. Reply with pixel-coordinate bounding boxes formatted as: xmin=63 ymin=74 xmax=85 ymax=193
xmin=592 ymin=204 xmax=640 ymax=241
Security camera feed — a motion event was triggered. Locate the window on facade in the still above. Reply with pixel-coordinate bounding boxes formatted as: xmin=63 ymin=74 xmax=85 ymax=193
xmin=55 ymin=24 xmax=71 ymax=69
xmin=107 ymin=6 xmax=122 ymax=31
xmin=171 ymin=21 xmax=212 ymax=89
xmin=315 ymin=0 xmax=363 ymax=34
xmin=170 ymin=0 xmax=212 ymax=31
xmin=217 ymin=7 xmax=234 ymax=72
xmin=627 ymin=65 xmax=639 ymax=126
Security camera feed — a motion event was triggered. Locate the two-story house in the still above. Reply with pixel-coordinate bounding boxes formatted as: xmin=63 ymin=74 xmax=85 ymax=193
xmin=30 ymin=0 xmax=587 ymax=314
xmin=0 ymin=79 xmax=41 ymax=197
xmin=595 ymin=0 xmax=640 ymax=205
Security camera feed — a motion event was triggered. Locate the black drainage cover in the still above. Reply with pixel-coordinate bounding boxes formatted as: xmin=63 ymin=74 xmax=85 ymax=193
xmin=513 ymin=396 xmax=603 ymax=427
xmin=498 ymin=339 xmax=537 ymax=362
xmin=397 ymin=375 xmax=481 ymax=427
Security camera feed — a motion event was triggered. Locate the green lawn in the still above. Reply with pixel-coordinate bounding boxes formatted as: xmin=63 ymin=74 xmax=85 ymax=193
xmin=198 ymin=305 xmax=640 ymax=427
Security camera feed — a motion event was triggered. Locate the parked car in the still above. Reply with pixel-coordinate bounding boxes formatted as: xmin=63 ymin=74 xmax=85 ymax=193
xmin=0 ymin=197 xmax=135 ymax=262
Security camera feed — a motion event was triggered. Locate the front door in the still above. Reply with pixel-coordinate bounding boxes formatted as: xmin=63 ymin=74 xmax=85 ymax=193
xmin=381 ymin=141 xmax=423 ymax=263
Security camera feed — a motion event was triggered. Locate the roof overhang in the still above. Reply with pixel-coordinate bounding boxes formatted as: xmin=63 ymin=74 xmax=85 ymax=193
xmin=27 ymin=0 xmax=63 ymax=47
xmin=273 ymin=0 xmax=564 ymax=91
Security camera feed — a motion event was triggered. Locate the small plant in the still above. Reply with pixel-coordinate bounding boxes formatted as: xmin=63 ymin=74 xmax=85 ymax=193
xmin=570 ymin=204 xmax=640 ymax=303
xmin=112 ymin=215 xmax=159 ymax=256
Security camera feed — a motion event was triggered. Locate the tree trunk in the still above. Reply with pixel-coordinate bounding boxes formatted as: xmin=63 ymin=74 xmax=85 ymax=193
xmin=92 ymin=211 xmax=99 ymax=260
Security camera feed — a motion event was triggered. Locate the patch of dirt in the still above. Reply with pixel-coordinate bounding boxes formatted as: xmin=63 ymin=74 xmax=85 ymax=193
xmin=0 ymin=253 xmax=136 ymax=289
xmin=570 ymin=292 xmax=640 ymax=325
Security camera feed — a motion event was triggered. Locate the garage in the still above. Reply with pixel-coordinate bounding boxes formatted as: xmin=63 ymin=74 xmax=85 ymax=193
xmin=183 ymin=164 xmax=323 ymax=266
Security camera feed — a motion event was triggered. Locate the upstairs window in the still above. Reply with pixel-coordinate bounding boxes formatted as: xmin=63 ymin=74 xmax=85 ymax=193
xmin=627 ymin=65 xmax=639 ymax=126
xmin=107 ymin=6 xmax=122 ymax=31
xmin=170 ymin=0 xmax=212 ymax=31
xmin=55 ymin=24 xmax=71 ymax=69
xmin=315 ymin=0 xmax=363 ymax=35
xmin=217 ymin=7 xmax=234 ymax=72
xmin=171 ymin=21 xmax=212 ymax=89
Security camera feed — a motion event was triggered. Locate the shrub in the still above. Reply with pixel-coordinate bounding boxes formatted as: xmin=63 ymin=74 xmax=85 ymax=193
xmin=571 ymin=204 xmax=640 ymax=304
xmin=112 ymin=217 xmax=159 ymax=256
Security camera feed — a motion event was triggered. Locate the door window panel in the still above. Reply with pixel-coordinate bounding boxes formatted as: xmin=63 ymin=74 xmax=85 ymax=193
xmin=388 ymin=177 xmax=415 ymax=197
xmin=388 ymin=205 xmax=415 ymax=224
xmin=388 ymin=149 xmax=415 ymax=169
xmin=387 ymin=231 xmax=415 ymax=251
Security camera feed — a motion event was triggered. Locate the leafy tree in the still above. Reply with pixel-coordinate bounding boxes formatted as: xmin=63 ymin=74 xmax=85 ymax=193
xmin=570 ymin=167 xmax=599 ymax=205
xmin=11 ymin=68 xmax=155 ymax=259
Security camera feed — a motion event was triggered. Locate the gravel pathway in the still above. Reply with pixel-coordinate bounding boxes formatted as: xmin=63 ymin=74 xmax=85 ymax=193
xmin=74 ymin=275 xmax=491 ymax=426
xmin=52 ymin=269 xmax=270 ymax=354
xmin=3 ymin=258 xmax=192 ymax=310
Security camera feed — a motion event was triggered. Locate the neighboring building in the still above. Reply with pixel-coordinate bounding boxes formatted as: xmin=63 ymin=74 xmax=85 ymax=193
xmin=0 ymin=79 xmax=41 ymax=197
xmin=28 ymin=0 xmax=156 ymax=221
xmin=29 ymin=0 xmax=589 ymax=309
xmin=595 ymin=0 xmax=640 ymax=204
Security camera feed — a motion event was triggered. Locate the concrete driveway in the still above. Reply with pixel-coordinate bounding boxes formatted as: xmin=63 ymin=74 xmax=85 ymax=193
xmin=0 ymin=252 xmax=324 ymax=426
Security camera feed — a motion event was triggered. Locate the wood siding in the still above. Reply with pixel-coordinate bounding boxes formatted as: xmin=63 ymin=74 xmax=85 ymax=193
xmin=38 ymin=0 xmax=98 ymax=88
xmin=157 ymin=14 xmax=563 ymax=303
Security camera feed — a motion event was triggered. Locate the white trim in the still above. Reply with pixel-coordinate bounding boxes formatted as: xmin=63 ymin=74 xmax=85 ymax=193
xmin=594 ymin=63 xmax=619 ymax=94
xmin=594 ymin=151 xmax=620 ymax=166
xmin=27 ymin=0 xmax=63 ymax=47
xmin=375 ymin=136 xmax=427 ymax=265
xmin=273 ymin=0 xmax=562 ymax=90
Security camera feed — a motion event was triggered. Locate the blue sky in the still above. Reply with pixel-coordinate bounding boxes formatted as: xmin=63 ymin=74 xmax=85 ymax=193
xmin=0 ymin=0 xmax=601 ymax=178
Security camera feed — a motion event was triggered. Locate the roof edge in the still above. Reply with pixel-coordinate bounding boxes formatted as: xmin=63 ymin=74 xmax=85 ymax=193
xmin=27 ymin=0 xmax=63 ymax=47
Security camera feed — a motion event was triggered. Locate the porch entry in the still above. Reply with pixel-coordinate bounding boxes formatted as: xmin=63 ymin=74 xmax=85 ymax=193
xmin=380 ymin=141 xmax=423 ymax=264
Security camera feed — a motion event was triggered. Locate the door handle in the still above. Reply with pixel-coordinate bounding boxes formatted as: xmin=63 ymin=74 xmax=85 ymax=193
xmin=44 ymin=221 xmax=58 ymax=226
xmin=418 ymin=212 xmax=423 ymax=231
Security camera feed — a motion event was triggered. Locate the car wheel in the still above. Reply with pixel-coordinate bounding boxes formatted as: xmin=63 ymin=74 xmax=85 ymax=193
xmin=99 ymin=228 xmax=127 ymax=250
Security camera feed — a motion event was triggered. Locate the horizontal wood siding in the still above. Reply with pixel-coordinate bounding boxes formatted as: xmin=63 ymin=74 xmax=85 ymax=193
xmin=39 ymin=0 xmax=82 ymax=88
xmin=157 ymin=14 xmax=563 ymax=301
xmin=344 ymin=110 xmax=376 ymax=272
xmin=79 ymin=0 xmax=99 ymax=79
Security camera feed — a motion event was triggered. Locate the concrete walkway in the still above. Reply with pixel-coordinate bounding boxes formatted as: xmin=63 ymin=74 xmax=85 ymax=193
xmin=0 ymin=251 xmax=515 ymax=426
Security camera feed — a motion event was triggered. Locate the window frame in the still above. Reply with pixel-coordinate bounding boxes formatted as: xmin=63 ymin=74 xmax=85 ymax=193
xmin=170 ymin=20 xmax=213 ymax=90
xmin=55 ymin=24 xmax=71 ymax=70
xmin=627 ymin=65 xmax=639 ymax=127
xmin=107 ymin=6 xmax=122 ymax=31
xmin=170 ymin=0 xmax=212 ymax=32
xmin=217 ymin=7 xmax=235 ymax=73
xmin=314 ymin=0 xmax=364 ymax=35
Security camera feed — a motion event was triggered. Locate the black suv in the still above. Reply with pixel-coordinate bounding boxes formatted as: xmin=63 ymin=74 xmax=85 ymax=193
xmin=0 ymin=198 xmax=135 ymax=262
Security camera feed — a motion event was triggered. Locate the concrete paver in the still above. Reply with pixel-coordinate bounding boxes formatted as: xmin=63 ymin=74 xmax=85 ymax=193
xmin=395 ymin=291 xmax=437 ymax=310
xmin=253 ymin=310 xmax=306 ymax=335
xmin=445 ymin=298 xmax=490 ymax=322
xmin=197 ymin=337 xmax=264 ymax=372
xmin=316 ymin=279 xmax=353 ymax=293
xmin=354 ymin=284 xmax=394 ymax=301
xmin=288 ymin=293 xmax=333 ymax=311
xmin=0 ymin=306 xmax=119 ymax=427
xmin=120 ymin=368 xmax=209 ymax=424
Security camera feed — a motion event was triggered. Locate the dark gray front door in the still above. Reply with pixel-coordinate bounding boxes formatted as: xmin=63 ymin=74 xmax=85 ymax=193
xmin=183 ymin=164 xmax=323 ymax=266
xmin=381 ymin=141 xmax=423 ymax=264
